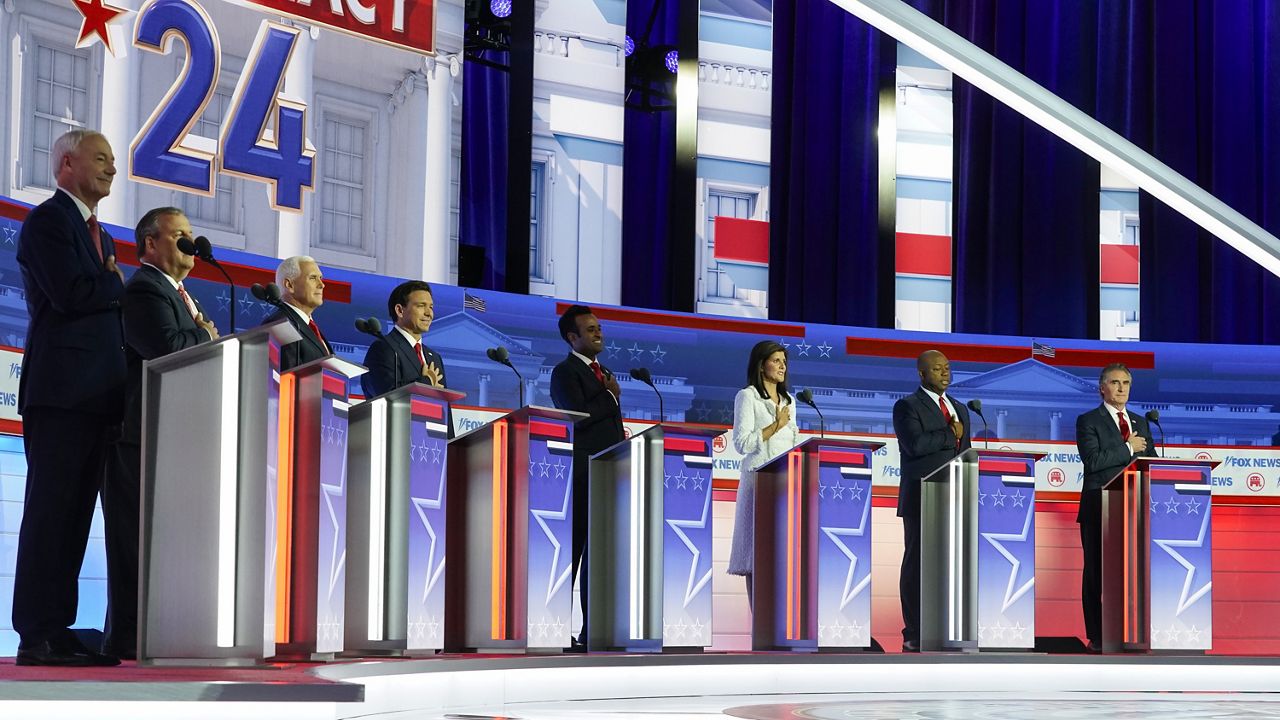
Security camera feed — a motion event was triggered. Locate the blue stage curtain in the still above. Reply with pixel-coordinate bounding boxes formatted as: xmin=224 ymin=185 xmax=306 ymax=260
xmin=1098 ymin=0 xmax=1280 ymax=344
xmin=945 ymin=0 xmax=1101 ymax=339
xmin=459 ymin=51 xmax=509 ymax=291
xmin=768 ymin=1 xmax=894 ymax=327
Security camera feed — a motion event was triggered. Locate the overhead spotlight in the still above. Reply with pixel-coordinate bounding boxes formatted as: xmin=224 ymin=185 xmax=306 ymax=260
xmin=624 ymin=34 xmax=635 ymax=57
xmin=663 ymin=48 xmax=679 ymax=74
xmin=489 ymin=0 xmax=512 ymax=18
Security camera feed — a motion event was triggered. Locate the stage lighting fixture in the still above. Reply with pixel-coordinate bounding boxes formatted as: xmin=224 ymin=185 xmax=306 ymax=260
xmin=624 ymin=34 xmax=635 ymax=57
xmin=465 ymin=0 xmax=513 ymax=67
xmin=664 ymin=49 xmax=679 ymax=74
xmin=490 ymin=0 xmax=512 ymax=18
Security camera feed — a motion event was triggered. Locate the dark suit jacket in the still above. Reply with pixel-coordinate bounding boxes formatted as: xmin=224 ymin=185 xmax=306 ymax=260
xmin=119 ymin=264 xmax=212 ymax=445
xmin=892 ymin=387 xmax=972 ymax=518
xmin=360 ymin=329 xmax=446 ymax=399
xmin=16 ymin=189 xmax=126 ymax=418
xmin=549 ymin=352 xmax=624 ymax=472
xmin=265 ymin=304 xmax=330 ymax=373
xmin=1075 ymin=404 xmax=1156 ymax=523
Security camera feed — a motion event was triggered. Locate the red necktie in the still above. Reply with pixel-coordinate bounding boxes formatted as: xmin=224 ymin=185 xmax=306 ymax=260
xmin=940 ymin=396 xmax=959 ymax=449
xmin=589 ymin=360 xmax=604 ymax=385
xmin=308 ymin=318 xmax=327 ymax=351
xmin=176 ymin=282 xmax=198 ymax=320
xmin=1117 ymin=411 xmax=1131 ymax=441
xmin=87 ymin=214 xmax=104 ymax=262
xmin=414 ymin=341 xmax=426 ymax=367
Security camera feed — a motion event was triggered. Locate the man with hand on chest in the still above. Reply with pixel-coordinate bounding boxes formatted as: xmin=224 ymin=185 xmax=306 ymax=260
xmin=361 ymin=280 xmax=447 ymax=398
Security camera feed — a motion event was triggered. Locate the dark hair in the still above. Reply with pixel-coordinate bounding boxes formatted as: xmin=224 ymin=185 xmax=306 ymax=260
xmin=1098 ymin=363 xmax=1131 ymax=384
xmin=387 ymin=280 xmax=433 ymax=321
xmin=746 ymin=340 xmax=791 ymax=405
xmin=133 ymin=206 xmax=184 ymax=260
xmin=558 ymin=304 xmax=595 ymax=343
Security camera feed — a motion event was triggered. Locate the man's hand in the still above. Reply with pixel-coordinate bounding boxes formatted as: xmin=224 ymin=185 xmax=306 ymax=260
xmin=1128 ymin=435 xmax=1148 ymax=454
xmin=196 ymin=312 xmax=219 ymax=340
xmin=604 ymin=372 xmax=621 ymax=399
xmin=951 ymin=417 xmax=964 ymax=440
xmin=105 ymin=255 xmax=124 ymax=283
xmin=421 ymin=361 xmax=444 ymax=387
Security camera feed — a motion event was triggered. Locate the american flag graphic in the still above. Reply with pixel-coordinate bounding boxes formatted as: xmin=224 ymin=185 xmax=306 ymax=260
xmin=1032 ymin=341 xmax=1056 ymax=358
xmin=463 ymin=293 xmax=487 ymax=312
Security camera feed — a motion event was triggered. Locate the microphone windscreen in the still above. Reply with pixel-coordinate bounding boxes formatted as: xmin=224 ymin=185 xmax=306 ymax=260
xmin=250 ymin=283 xmax=267 ymax=301
xmin=194 ymin=235 xmax=213 ymax=257
xmin=797 ymin=388 xmax=814 ymax=406
xmin=629 ymin=367 xmax=652 ymax=384
xmin=967 ymin=398 xmax=983 ymax=413
xmin=354 ymin=318 xmax=368 ymax=333
xmin=1145 ymin=409 xmax=1160 ymax=423
xmin=176 ymin=237 xmax=198 ymax=256
xmin=495 ymin=346 xmax=510 ymax=362
xmin=265 ymin=283 xmax=282 ymax=302
xmin=486 ymin=347 xmax=500 ymax=362
xmin=367 ymin=317 xmax=382 ymax=335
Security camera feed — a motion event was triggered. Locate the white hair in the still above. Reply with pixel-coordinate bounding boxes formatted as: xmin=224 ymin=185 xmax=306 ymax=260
xmin=50 ymin=129 xmax=104 ymax=177
xmin=276 ymin=255 xmax=317 ymax=288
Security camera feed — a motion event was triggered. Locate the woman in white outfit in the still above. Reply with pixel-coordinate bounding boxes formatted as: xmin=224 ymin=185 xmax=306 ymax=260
xmin=726 ymin=340 xmax=801 ymax=608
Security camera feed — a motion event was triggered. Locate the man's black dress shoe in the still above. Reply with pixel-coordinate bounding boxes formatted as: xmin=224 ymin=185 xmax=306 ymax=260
xmin=901 ymin=639 xmax=920 ymax=653
xmin=16 ymin=639 xmax=121 ymax=667
xmin=564 ymin=638 xmax=588 ymax=654
xmin=1084 ymin=640 xmax=1102 ymax=654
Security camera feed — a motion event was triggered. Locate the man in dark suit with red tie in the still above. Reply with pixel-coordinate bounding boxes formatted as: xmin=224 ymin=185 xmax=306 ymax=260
xmin=104 ymin=207 xmax=218 ymax=659
xmin=1075 ymin=363 xmax=1155 ymax=653
xmin=361 ymin=280 xmax=447 ymax=398
xmin=549 ymin=305 xmax=624 ymax=650
xmin=892 ymin=350 xmax=971 ymax=652
xmin=265 ymin=256 xmax=331 ymax=372
xmin=13 ymin=129 xmax=126 ymax=666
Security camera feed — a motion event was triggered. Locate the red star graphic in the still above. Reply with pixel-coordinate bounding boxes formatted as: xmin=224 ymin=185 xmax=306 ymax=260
xmin=71 ymin=0 xmax=127 ymax=56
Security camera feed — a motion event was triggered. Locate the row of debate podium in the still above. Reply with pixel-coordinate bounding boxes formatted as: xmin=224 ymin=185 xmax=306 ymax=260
xmin=137 ymin=321 xmax=1219 ymax=664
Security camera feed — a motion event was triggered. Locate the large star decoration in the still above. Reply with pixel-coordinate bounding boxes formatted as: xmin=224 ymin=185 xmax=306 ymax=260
xmin=72 ymin=0 xmax=127 ymax=55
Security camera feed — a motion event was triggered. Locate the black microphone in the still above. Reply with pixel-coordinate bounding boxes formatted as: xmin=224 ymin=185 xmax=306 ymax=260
xmin=180 ymin=235 xmax=237 ymax=333
xmin=1145 ymin=409 xmax=1164 ymax=458
xmin=356 ymin=317 xmax=399 ymax=391
xmin=251 ymin=282 xmax=286 ymax=315
xmin=486 ymin=345 xmax=524 ymax=407
xmin=967 ymin=399 xmax=989 ymax=449
xmin=797 ymin=388 xmax=824 ymax=440
xmin=176 ymin=237 xmax=198 ymax=256
xmin=630 ymin=367 xmax=663 ymax=423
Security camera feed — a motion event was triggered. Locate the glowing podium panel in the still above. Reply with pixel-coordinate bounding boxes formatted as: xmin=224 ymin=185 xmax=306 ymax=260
xmin=752 ymin=437 xmax=884 ymax=651
xmin=919 ymin=448 xmax=1043 ymax=652
xmin=444 ymin=406 xmax=586 ymax=653
xmin=138 ymin=319 xmax=300 ymax=665
xmin=1102 ymin=457 xmax=1218 ymax=653
xmin=273 ymin=356 xmax=367 ymax=660
xmin=345 ymin=383 xmax=463 ymax=655
xmin=587 ymin=423 xmax=723 ymax=652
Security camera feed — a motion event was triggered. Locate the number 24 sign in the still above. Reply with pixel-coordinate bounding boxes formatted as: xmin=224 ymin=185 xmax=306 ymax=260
xmin=130 ymin=0 xmax=315 ymax=212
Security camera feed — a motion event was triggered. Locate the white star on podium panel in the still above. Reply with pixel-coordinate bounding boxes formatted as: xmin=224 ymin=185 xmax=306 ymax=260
xmin=1153 ymin=507 xmax=1213 ymax=615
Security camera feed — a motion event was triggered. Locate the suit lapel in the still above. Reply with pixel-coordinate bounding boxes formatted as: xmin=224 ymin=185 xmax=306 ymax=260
xmin=54 ymin=190 xmax=103 ymax=268
xmin=389 ymin=330 xmax=420 ymax=375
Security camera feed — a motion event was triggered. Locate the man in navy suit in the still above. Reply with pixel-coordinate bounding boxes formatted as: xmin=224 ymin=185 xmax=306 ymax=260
xmin=104 ymin=207 xmax=218 ymax=659
xmin=549 ymin=305 xmax=624 ymax=649
xmin=892 ymin=350 xmax=971 ymax=652
xmin=13 ymin=130 xmax=126 ymax=666
xmin=361 ymin=280 xmax=447 ymax=398
xmin=1075 ymin=363 xmax=1155 ymax=652
xmin=265 ymin=256 xmax=331 ymax=372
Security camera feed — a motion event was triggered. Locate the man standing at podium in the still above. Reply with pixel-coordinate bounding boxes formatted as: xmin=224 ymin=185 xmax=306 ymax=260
xmin=361 ymin=280 xmax=447 ymax=398
xmin=107 ymin=207 xmax=218 ymax=659
xmin=549 ymin=305 xmax=623 ymax=650
xmin=1076 ymin=363 xmax=1155 ymax=653
xmin=13 ymin=129 xmax=125 ymax=666
xmin=892 ymin=349 xmax=970 ymax=652
xmin=267 ymin=256 xmax=331 ymax=372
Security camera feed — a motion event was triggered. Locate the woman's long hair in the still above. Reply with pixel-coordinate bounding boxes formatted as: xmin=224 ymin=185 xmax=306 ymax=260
xmin=746 ymin=340 xmax=791 ymax=405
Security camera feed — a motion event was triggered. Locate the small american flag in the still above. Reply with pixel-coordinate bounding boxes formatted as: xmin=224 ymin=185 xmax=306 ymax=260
xmin=1032 ymin=341 xmax=1056 ymax=358
xmin=463 ymin=293 xmax=487 ymax=312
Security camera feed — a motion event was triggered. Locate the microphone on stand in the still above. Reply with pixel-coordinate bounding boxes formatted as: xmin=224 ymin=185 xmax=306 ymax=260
xmin=796 ymin=389 xmax=824 ymax=440
xmin=486 ymin=345 xmax=524 ymax=407
xmin=629 ymin=367 xmax=663 ymax=423
xmin=178 ymin=235 xmax=237 ymax=333
xmin=251 ymin=282 xmax=285 ymax=309
xmin=1144 ymin=409 xmax=1164 ymax=458
xmin=355 ymin=317 xmax=398 ymax=390
xmin=967 ymin=399 xmax=989 ymax=449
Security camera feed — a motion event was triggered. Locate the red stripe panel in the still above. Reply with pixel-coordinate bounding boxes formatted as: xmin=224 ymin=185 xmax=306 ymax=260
xmin=713 ymin=217 xmax=769 ymax=264
xmin=895 ymin=232 xmax=952 ymax=277
xmin=321 ymin=372 xmax=348 ymax=398
xmin=1149 ymin=468 xmax=1209 ymax=483
xmin=410 ymin=397 xmax=445 ymax=421
xmin=1100 ymin=244 xmax=1140 ymax=285
xmin=0 ymin=198 xmax=353 ymax=304
xmin=0 ymin=419 xmax=23 ymax=435
xmin=556 ymin=302 xmax=805 ymax=338
xmin=529 ymin=419 xmax=568 ymax=440
xmin=664 ymin=436 xmax=708 ymax=454
xmin=818 ymin=449 xmax=868 ymax=467
xmin=979 ymin=459 xmax=1033 ymax=475
xmin=845 ymin=336 xmax=1155 ymax=369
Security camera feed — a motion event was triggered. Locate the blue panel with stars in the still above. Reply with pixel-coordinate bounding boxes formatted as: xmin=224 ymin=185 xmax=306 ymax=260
xmin=525 ymin=418 xmax=576 ymax=648
xmin=975 ymin=456 xmax=1037 ymax=649
xmin=1148 ymin=464 xmax=1213 ymax=650
xmin=406 ymin=396 xmax=451 ymax=650
xmin=816 ymin=445 xmax=874 ymax=648
xmin=660 ymin=433 xmax=714 ymax=647
xmin=315 ymin=373 xmax=350 ymax=653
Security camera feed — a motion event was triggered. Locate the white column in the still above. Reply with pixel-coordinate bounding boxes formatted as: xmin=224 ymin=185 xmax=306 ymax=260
xmin=478 ymin=373 xmax=491 ymax=407
xmin=421 ymin=55 xmax=456 ymax=284
xmin=275 ymin=21 xmax=316 ymax=259
xmin=97 ymin=4 xmax=140 ymax=226
xmin=1049 ymin=411 xmax=1062 ymax=441
xmin=996 ymin=410 xmax=1008 ymax=440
